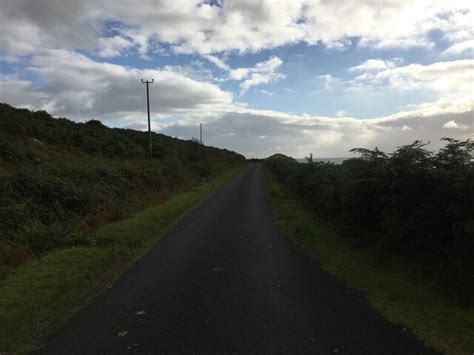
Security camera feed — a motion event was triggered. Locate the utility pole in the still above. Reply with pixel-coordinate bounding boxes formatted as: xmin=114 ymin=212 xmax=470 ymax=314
xmin=200 ymin=123 xmax=203 ymax=145
xmin=141 ymin=79 xmax=154 ymax=160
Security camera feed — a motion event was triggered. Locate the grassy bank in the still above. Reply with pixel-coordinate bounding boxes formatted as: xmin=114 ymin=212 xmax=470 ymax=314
xmin=0 ymin=167 xmax=243 ymax=354
xmin=264 ymin=169 xmax=474 ymax=355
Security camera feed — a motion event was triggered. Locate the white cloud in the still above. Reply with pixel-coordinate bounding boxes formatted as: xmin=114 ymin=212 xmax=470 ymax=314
xmin=443 ymin=120 xmax=468 ymax=130
xmin=348 ymin=59 xmax=474 ymax=96
xmin=349 ymin=59 xmax=399 ymax=72
xmin=228 ymin=68 xmax=250 ymax=81
xmin=441 ymin=40 xmax=474 ymax=57
xmin=1 ymin=50 xmax=233 ymax=123
xmin=161 ymin=91 xmax=473 ymax=158
xmin=0 ymin=1 xmax=472 ymax=57
xmin=0 ymin=77 xmax=51 ymax=109
xmin=316 ymin=74 xmax=343 ymax=90
xmin=97 ymin=36 xmax=134 ymax=58
xmin=336 ymin=110 xmax=347 ymax=117
xmin=228 ymin=56 xmax=283 ymax=80
xmin=240 ymin=72 xmax=285 ymax=95
xmin=227 ymin=56 xmax=285 ymax=94
xmin=202 ymin=54 xmax=229 ymax=71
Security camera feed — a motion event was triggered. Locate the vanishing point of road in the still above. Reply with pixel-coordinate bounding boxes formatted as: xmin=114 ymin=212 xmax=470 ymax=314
xmin=40 ymin=164 xmax=436 ymax=354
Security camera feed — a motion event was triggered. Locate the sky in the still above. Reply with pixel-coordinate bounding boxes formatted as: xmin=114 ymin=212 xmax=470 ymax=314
xmin=0 ymin=0 xmax=473 ymax=158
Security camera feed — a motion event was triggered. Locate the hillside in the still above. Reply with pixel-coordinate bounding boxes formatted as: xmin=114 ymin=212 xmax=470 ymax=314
xmin=266 ymin=153 xmax=297 ymax=162
xmin=0 ymin=103 xmax=245 ymax=271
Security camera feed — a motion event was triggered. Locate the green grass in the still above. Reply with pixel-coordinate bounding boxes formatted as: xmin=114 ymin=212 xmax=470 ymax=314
xmin=0 ymin=166 xmax=244 ymax=354
xmin=264 ymin=169 xmax=474 ymax=355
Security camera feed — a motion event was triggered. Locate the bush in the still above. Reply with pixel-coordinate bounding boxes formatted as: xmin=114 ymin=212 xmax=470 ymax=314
xmin=265 ymin=138 xmax=474 ymax=305
xmin=0 ymin=135 xmax=27 ymax=163
xmin=0 ymin=103 xmax=245 ymax=270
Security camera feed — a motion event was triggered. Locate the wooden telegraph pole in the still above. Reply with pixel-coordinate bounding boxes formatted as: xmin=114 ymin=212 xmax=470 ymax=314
xmin=141 ymin=79 xmax=154 ymax=160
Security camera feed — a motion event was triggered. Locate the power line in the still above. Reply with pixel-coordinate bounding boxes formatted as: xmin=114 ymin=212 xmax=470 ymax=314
xmin=59 ymin=0 xmax=131 ymax=57
xmin=38 ymin=0 xmax=95 ymax=46
xmin=60 ymin=0 xmax=102 ymax=38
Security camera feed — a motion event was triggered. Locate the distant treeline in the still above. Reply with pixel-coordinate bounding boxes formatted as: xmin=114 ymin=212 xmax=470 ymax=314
xmin=0 ymin=104 xmax=244 ymax=271
xmin=265 ymin=139 xmax=474 ymax=305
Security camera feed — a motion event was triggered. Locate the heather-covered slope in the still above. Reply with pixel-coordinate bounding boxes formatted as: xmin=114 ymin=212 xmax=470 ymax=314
xmin=0 ymin=103 xmax=244 ymax=271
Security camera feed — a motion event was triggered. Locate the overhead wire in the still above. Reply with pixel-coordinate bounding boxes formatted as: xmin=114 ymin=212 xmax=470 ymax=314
xmin=37 ymin=0 xmax=133 ymax=57
xmin=60 ymin=0 xmax=103 ymax=38
xmin=37 ymin=0 xmax=96 ymax=47
xmin=59 ymin=0 xmax=132 ymax=56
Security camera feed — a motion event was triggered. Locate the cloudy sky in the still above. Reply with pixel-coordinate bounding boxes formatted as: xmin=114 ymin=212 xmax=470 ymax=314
xmin=0 ymin=0 xmax=473 ymax=158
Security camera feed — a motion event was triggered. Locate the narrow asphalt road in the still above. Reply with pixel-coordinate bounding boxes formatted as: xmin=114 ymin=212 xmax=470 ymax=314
xmin=40 ymin=163 xmax=435 ymax=354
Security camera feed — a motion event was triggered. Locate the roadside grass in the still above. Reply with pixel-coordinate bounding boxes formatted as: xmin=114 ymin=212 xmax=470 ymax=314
xmin=264 ymin=169 xmax=474 ymax=355
xmin=0 ymin=166 xmax=244 ymax=354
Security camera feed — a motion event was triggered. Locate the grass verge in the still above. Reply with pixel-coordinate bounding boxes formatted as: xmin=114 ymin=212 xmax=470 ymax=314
xmin=264 ymin=169 xmax=474 ymax=355
xmin=0 ymin=166 xmax=244 ymax=354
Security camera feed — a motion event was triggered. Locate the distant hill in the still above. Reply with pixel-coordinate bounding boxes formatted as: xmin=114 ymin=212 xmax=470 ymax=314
xmin=264 ymin=154 xmax=298 ymax=181
xmin=0 ymin=103 xmax=245 ymax=269
xmin=266 ymin=153 xmax=298 ymax=163
xmin=296 ymin=157 xmax=349 ymax=164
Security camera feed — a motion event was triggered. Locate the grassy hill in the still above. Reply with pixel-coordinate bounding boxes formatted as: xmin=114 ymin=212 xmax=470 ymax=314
xmin=0 ymin=103 xmax=245 ymax=272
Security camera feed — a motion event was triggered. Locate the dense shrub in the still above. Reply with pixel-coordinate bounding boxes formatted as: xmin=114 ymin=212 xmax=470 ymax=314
xmin=0 ymin=103 xmax=244 ymax=267
xmin=0 ymin=135 xmax=28 ymax=163
xmin=266 ymin=138 xmax=474 ymax=305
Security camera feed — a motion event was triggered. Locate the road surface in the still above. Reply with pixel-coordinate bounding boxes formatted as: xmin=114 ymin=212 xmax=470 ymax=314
xmin=40 ymin=163 xmax=435 ymax=354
